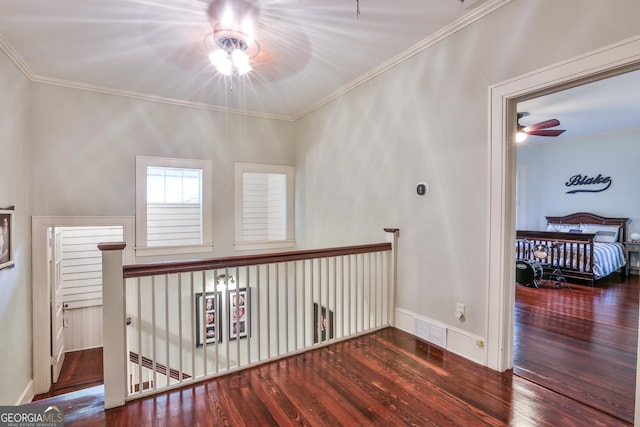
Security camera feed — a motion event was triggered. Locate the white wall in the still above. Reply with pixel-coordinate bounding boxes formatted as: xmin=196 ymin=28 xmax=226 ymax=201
xmin=517 ymin=128 xmax=640 ymax=233
xmin=295 ymin=0 xmax=640 ymax=353
xmin=0 ymin=50 xmax=32 ymax=404
xmin=29 ymin=84 xmax=295 ymax=260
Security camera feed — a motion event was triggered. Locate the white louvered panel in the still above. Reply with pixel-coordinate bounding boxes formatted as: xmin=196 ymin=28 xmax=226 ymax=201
xmin=147 ymin=203 xmax=202 ymax=246
xmin=267 ymin=174 xmax=286 ymax=240
xmin=242 ymin=172 xmax=287 ymax=241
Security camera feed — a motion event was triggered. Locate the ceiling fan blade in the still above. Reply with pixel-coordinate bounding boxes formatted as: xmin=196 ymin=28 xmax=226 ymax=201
xmin=525 ymin=118 xmax=561 ymax=131
xmin=527 ymin=129 xmax=566 ymax=137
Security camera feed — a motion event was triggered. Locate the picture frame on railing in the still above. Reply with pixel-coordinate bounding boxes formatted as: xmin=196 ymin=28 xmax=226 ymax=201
xmin=228 ymin=288 xmax=249 ymax=340
xmin=0 ymin=207 xmax=15 ymax=271
xmin=313 ymin=303 xmax=334 ymax=343
xmin=195 ymin=291 xmax=222 ymax=346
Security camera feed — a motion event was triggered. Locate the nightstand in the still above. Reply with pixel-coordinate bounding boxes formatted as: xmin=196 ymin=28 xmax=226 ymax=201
xmin=624 ymin=242 xmax=640 ymax=275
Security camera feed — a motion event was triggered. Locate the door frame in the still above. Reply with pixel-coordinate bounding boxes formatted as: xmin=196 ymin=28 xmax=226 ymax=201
xmin=486 ymin=34 xmax=640 ymax=418
xmin=31 ymin=216 xmax=134 ymax=394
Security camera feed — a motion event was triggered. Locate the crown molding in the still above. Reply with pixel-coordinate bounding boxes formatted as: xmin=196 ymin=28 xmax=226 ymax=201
xmin=0 ymin=33 xmax=35 ymax=79
xmin=29 ymin=74 xmax=294 ymax=121
xmin=292 ymin=0 xmax=511 ymax=120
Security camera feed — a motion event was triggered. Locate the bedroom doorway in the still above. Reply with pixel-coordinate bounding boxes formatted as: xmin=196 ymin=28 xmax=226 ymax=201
xmin=486 ymin=36 xmax=640 ymax=423
xmin=511 ymin=71 xmax=640 ymax=422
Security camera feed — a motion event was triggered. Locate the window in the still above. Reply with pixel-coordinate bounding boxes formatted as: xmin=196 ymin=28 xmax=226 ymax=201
xmin=136 ymin=156 xmax=213 ymax=256
xmin=234 ymin=163 xmax=295 ymax=251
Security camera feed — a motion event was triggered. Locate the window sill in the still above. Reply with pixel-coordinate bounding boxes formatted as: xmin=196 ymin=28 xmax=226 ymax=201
xmin=234 ymin=240 xmax=295 ymax=252
xmin=135 ymin=243 xmax=214 ymax=257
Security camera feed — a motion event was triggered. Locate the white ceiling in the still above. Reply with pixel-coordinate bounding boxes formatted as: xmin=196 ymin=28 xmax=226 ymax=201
xmin=0 ymin=0 xmax=638 ymax=133
xmin=517 ymin=68 xmax=640 ymax=144
xmin=0 ymin=0 xmax=493 ymax=120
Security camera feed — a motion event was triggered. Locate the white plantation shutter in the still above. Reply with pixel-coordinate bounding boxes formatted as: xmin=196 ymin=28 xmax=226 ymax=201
xmin=235 ymin=163 xmax=294 ymax=250
xmin=146 ymin=203 xmax=202 ymax=246
xmin=242 ymin=172 xmax=287 ymax=241
xmin=146 ymin=167 xmax=202 ymax=247
xmin=136 ymin=156 xmax=213 ymax=256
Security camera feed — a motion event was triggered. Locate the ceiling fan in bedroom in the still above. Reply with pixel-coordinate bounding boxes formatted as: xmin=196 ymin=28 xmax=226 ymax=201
xmin=516 ymin=112 xmax=566 ymax=142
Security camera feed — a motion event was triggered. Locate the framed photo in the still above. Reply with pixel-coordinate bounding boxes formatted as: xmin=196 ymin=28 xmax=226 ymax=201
xmin=314 ymin=303 xmax=334 ymax=343
xmin=0 ymin=207 xmax=14 ymax=271
xmin=228 ymin=288 xmax=249 ymax=340
xmin=195 ymin=292 xmax=222 ymax=346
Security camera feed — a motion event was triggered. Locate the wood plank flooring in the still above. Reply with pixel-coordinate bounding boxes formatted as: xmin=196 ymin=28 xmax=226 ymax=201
xmin=32 ymin=347 xmax=104 ymax=400
xmin=514 ymin=272 xmax=638 ymax=424
xmin=30 ymin=328 xmax=631 ymax=426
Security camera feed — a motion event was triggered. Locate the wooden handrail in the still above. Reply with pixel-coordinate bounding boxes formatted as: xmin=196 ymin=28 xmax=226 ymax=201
xmin=123 ymin=242 xmax=392 ymax=278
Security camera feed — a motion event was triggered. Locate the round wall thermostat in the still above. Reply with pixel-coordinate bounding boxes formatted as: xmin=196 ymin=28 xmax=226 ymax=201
xmin=416 ymin=181 xmax=429 ymax=196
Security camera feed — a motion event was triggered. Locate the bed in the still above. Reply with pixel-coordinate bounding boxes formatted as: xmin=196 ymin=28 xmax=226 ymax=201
xmin=516 ymin=212 xmax=629 ymax=285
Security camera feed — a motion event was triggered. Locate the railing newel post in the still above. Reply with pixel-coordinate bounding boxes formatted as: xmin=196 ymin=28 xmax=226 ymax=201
xmin=385 ymin=229 xmax=399 ymax=327
xmin=99 ymin=242 xmax=127 ymax=409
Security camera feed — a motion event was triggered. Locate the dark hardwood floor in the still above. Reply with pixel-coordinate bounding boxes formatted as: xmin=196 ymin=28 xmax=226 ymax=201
xmin=514 ymin=271 xmax=638 ymax=424
xmin=30 ymin=328 xmax=631 ymax=426
xmin=32 ymin=347 xmax=104 ymax=400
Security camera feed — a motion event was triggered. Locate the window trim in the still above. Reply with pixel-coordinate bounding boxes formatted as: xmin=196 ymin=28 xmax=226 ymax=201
xmin=136 ymin=156 xmax=213 ymax=257
xmin=234 ymin=162 xmax=295 ymax=251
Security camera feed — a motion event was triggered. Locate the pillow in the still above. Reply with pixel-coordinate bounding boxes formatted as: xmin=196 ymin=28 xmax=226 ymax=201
xmin=595 ymin=230 xmax=619 ymax=243
xmin=581 ymin=224 xmax=620 ymax=243
xmin=546 ymin=223 xmax=580 ymax=233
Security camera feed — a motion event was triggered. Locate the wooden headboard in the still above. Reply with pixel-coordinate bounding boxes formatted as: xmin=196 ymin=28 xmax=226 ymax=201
xmin=545 ymin=212 xmax=629 ymax=243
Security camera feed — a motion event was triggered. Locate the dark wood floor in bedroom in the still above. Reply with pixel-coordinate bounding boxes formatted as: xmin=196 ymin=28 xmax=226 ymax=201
xmin=515 ymin=271 xmax=639 ymax=424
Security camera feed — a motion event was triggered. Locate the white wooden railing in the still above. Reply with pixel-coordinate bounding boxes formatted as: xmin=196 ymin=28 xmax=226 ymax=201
xmin=100 ymin=229 xmax=399 ymax=409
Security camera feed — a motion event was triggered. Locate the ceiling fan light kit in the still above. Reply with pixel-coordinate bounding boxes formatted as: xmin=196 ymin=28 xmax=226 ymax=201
xmin=203 ymin=0 xmax=363 ymax=79
xmin=205 ymin=0 xmax=260 ymax=77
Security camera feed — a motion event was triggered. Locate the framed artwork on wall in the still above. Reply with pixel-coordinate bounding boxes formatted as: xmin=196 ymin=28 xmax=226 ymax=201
xmin=313 ymin=303 xmax=334 ymax=343
xmin=195 ymin=291 xmax=222 ymax=346
xmin=228 ymin=288 xmax=249 ymax=340
xmin=0 ymin=206 xmax=14 ymax=271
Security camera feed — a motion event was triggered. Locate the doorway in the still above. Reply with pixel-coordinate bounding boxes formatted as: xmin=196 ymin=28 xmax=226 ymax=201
xmin=486 ymin=36 xmax=640 ymax=421
xmin=511 ymin=70 xmax=640 ymax=422
xmin=31 ymin=216 xmax=134 ymax=396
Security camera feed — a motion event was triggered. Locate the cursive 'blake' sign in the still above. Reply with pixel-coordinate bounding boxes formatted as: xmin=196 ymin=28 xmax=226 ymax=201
xmin=565 ymin=174 xmax=612 ymax=194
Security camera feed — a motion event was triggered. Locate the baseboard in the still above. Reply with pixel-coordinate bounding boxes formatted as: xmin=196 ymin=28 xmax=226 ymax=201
xmin=16 ymin=380 xmax=34 ymax=404
xmin=395 ymin=308 xmax=487 ymax=366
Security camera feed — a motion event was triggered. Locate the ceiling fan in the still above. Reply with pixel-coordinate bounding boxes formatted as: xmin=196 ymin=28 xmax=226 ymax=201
xmin=516 ymin=112 xmax=566 ymax=142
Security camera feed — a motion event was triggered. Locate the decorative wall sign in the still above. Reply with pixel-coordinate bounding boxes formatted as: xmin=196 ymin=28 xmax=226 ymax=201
xmin=565 ymin=174 xmax=612 ymax=194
